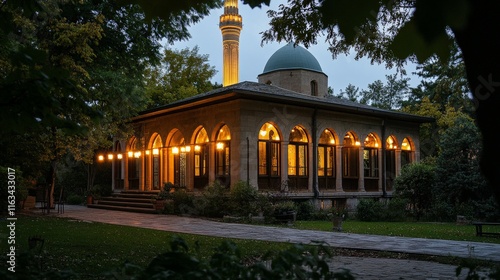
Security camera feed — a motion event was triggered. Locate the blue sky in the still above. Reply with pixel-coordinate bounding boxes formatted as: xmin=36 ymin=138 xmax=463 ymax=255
xmin=171 ymin=0 xmax=421 ymax=94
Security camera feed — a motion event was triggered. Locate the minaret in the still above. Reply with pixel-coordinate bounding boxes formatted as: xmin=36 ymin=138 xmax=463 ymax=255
xmin=219 ymin=0 xmax=242 ymax=86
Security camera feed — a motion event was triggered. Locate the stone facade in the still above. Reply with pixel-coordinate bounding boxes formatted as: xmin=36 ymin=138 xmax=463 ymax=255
xmin=111 ymin=82 xmax=431 ymax=206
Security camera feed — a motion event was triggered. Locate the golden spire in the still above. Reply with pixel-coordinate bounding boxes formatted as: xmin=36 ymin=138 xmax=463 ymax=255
xmin=219 ymin=0 xmax=242 ymax=86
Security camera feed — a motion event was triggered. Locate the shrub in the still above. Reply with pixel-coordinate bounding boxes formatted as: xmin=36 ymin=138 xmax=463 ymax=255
xmin=273 ymin=200 xmax=297 ymax=215
xmin=296 ymin=200 xmax=315 ymax=220
xmin=385 ymin=197 xmax=408 ymax=222
xmin=66 ymin=194 xmax=84 ymax=205
xmin=229 ymin=181 xmax=259 ymax=217
xmin=394 ymin=162 xmax=435 ymax=220
xmin=170 ymin=189 xmax=195 ymax=215
xmin=197 ymin=181 xmax=229 ymax=218
xmin=355 ymin=198 xmax=384 ymax=221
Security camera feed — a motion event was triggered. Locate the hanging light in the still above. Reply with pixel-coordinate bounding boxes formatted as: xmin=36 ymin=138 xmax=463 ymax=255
xmin=107 ymin=154 xmax=114 ymax=160
xmin=117 ymin=154 xmax=123 ymax=159
xmin=98 ymin=155 xmax=104 ymax=161
xmin=128 ymin=151 xmax=133 ymax=157
xmin=152 ymin=148 xmax=159 ymax=155
xmin=134 ymin=151 xmax=141 ymax=158
xmin=172 ymin=147 xmax=179 ymax=154
xmin=216 ymin=142 xmax=224 ymax=150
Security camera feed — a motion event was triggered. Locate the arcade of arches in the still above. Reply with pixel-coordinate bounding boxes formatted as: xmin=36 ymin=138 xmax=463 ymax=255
xmin=111 ymin=122 xmax=415 ymax=196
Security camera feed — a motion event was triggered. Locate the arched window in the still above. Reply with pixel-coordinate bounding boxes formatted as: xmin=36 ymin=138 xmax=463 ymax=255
xmin=363 ymin=133 xmax=379 ymax=178
xmin=128 ymin=137 xmax=140 ymax=190
xmin=385 ymin=135 xmax=397 ymax=191
xmin=401 ymin=137 xmax=413 ymax=167
xmin=310 ymin=80 xmax=318 ymax=96
xmin=258 ymin=122 xmax=281 ymax=190
xmin=216 ymin=125 xmax=231 ymax=187
xmin=168 ymin=130 xmax=186 ymax=188
xmin=194 ymin=128 xmax=209 ymax=189
xmin=150 ymin=134 xmax=162 ymax=190
xmin=288 ymin=126 xmax=308 ymax=190
xmin=318 ymin=129 xmax=336 ymax=190
xmin=342 ymin=131 xmax=359 ymax=191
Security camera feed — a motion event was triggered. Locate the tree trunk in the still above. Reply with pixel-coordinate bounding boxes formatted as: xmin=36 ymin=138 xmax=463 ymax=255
xmin=87 ymin=163 xmax=96 ymax=192
xmin=452 ymin=0 xmax=500 ymax=203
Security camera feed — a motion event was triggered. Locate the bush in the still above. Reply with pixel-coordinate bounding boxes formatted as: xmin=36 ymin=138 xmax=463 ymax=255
xmin=355 ymin=198 xmax=385 ymax=221
xmin=170 ymin=189 xmax=195 ymax=215
xmin=385 ymin=197 xmax=408 ymax=222
xmin=296 ymin=200 xmax=315 ymax=220
xmin=66 ymin=194 xmax=84 ymax=205
xmin=394 ymin=162 xmax=435 ymax=220
xmin=229 ymin=181 xmax=259 ymax=217
xmin=112 ymin=236 xmax=351 ymax=280
xmin=196 ymin=181 xmax=228 ymax=218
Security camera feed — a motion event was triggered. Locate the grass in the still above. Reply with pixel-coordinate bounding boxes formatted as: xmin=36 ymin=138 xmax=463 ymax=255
xmin=0 ymin=215 xmax=292 ymax=278
xmin=293 ymin=220 xmax=500 ymax=244
xmin=2 ymin=214 xmax=499 ymax=278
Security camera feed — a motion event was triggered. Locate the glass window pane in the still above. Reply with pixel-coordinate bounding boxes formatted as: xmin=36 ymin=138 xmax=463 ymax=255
xmin=288 ymin=145 xmax=296 ymax=175
xmin=259 ymin=141 xmax=267 ymax=175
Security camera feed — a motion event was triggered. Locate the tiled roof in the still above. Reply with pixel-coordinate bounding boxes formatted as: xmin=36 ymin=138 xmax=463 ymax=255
xmin=137 ymin=81 xmax=433 ymax=123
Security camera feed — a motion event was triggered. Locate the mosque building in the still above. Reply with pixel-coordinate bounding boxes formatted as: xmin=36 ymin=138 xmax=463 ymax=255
xmin=106 ymin=0 xmax=432 ymax=209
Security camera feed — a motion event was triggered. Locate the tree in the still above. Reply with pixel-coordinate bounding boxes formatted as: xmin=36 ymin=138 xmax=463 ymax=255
xmin=144 ymin=46 xmax=218 ymax=108
xmin=336 ymin=83 xmax=361 ymax=102
xmin=359 ymin=74 xmax=410 ymax=110
xmin=242 ymin=0 xmax=500 ymax=200
xmin=404 ymin=44 xmax=472 ymax=114
xmin=1 ymin=0 xmax=212 ymax=210
xmin=433 ymin=114 xmax=497 ymax=220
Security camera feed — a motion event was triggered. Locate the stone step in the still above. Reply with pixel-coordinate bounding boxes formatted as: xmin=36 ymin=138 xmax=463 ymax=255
xmin=103 ymin=196 xmax=153 ymax=204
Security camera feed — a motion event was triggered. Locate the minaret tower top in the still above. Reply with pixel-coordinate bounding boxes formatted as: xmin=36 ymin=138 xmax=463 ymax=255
xmin=219 ymin=0 xmax=242 ymax=86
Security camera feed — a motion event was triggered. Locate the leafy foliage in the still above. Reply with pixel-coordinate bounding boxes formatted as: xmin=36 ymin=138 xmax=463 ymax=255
xmin=394 ymin=162 xmax=435 ymax=220
xmin=144 ymin=46 xmax=219 ymax=108
xmin=433 ymin=115 xmax=499 ymax=221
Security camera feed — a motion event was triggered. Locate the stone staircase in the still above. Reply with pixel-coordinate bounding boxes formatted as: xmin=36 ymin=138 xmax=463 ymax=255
xmin=87 ymin=191 xmax=160 ymax=214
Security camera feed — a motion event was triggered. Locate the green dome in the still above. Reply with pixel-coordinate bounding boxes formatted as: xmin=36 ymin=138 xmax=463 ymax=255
xmin=262 ymin=43 xmax=323 ymax=74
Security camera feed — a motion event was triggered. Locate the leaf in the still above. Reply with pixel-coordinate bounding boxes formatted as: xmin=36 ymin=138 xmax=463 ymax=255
xmin=319 ymin=0 xmax=381 ymax=44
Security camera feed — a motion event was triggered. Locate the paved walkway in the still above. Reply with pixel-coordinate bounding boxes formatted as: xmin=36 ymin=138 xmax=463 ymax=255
xmin=49 ymin=205 xmax=499 ymax=279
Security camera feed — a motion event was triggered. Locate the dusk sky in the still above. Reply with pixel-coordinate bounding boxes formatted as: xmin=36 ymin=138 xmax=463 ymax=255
xmin=171 ymin=0 xmax=421 ymax=94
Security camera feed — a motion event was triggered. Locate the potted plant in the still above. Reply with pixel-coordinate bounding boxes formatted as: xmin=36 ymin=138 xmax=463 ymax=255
xmin=273 ymin=200 xmax=297 ymax=223
xmin=153 ymin=182 xmax=174 ymax=213
xmin=86 ymin=185 xmax=101 ymax=205
xmin=329 ymin=206 xmax=346 ymax=232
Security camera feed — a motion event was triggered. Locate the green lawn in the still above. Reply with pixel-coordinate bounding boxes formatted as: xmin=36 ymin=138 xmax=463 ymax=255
xmin=293 ymin=220 xmax=500 ymax=244
xmin=3 ymin=215 xmax=499 ymax=278
xmin=1 ymin=215 xmax=291 ymax=277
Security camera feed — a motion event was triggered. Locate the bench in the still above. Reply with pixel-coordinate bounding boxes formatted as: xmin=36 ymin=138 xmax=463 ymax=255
xmin=472 ymin=221 xmax=500 ymax=237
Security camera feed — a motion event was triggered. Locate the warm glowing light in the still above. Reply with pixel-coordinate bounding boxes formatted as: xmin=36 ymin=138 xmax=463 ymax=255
xmin=194 ymin=145 xmax=201 ymax=152
xmin=180 ymin=147 xmax=185 ymax=153
xmin=117 ymin=154 xmax=123 ymax=159
xmin=355 ymin=141 xmax=361 ymax=146
xmin=107 ymin=154 xmax=114 ymax=160
xmin=185 ymin=146 xmax=191 ymax=152
xmin=152 ymin=148 xmax=159 ymax=155
xmin=128 ymin=151 xmax=133 ymax=157
xmin=145 ymin=150 xmax=150 ymax=155
xmin=172 ymin=147 xmax=179 ymax=154
xmin=259 ymin=130 xmax=266 ymax=137
xmin=134 ymin=151 xmax=141 ymax=158
xmin=98 ymin=155 xmax=104 ymax=161
xmin=216 ymin=142 xmax=224 ymax=150
xmin=375 ymin=143 xmax=379 ymax=148
xmin=330 ymin=139 xmax=335 ymax=144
